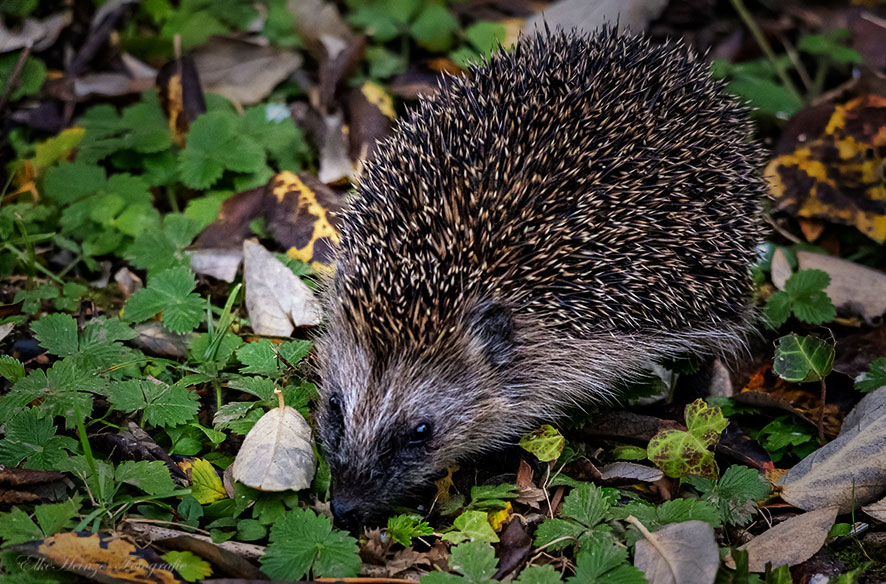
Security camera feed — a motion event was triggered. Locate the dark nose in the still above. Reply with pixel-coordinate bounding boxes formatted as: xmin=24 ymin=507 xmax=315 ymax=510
xmin=330 ymin=498 xmax=361 ymax=531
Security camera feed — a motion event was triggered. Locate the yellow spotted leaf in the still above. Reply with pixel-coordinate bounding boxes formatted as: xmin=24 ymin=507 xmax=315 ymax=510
xmin=766 ymin=94 xmax=886 ymax=242
xmin=182 ymin=458 xmax=228 ymax=504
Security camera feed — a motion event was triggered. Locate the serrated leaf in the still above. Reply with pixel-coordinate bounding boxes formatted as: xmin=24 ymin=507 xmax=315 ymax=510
xmin=464 ymin=21 xmax=505 ymax=56
xmin=116 ymin=460 xmax=176 ymax=495
xmin=0 ymin=507 xmax=43 ymax=545
xmin=855 ymin=358 xmax=886 ymax=393
xmin=449 ymin=540 xmax=498 ymax=583
xmin=42 ymin=161 xmax=105 ymax=205
xmin=519 ymin=424 xmax=565 ymax=462
xmin=179 ymin=111 xmax=267 ymax=189
xmin=764 ymin=290 xmax=791 ymax=328
xmin=237 ymin=339 xmax=279 ymax=375
xmin=562 ymin=483 xmax=611 ymax=527
xmin=124 ymin=266 xmax=203 ymax=333
xmin=31 ymin=313 xmax=79 ymax=357
xmin=567 ymin=537 xmax=646 ymax=584
xmin=0 ymin=355 xmax=26 ymax=383
xmin=515 ymin=565 xmax=562 ymax=584
xmin=34 ymin=499 xmax=82 ymax=537
xmin=260 ymin=507 xmax=360 ymax=580
xmin=387 ymin=514 xmax=434 ymax=547
xmin=773 ymin=334 xmax=835 ymax=382
xmin=0 ymin=408 xmax=78 ymax=469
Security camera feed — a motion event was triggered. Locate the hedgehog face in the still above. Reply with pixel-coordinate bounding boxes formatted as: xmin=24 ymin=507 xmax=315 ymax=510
xmin=316 ymin=299 xmax=518 ymax=529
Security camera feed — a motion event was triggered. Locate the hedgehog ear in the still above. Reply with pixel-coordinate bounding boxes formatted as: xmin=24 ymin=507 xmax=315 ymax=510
xmin=467 ymin=300 xmax=515 ymax=368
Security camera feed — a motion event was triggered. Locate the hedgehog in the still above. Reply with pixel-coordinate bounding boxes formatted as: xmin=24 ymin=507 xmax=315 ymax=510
xmin=316 ymin=26 xmax=767 ymax=529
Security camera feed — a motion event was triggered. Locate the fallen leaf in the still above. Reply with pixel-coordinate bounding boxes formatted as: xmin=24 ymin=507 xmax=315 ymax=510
xmin=190 ymin=37 xmax=302 ymax=105
xmin=518 ymin=425 xmax=565 ymax=462
xmin=242 ymin=239 xmax=321 ymax=336
xmin=493 ymin=518 xmax=531 ymax=579
xmin=317 ymin=111 xmax=353 ymax=184
xmin=766 ymin=94 xmax=886 ymax=243
xmin=232 ymin=393 xmax=315 ymax=491
xmin=599 ymin=462 xmax=664 ymax=484
xmin=10 ymin=532 xmax=184 ymax=583
xmin=780 ymin=387 xmax=886 ymax=513
xmin=266 ymin=172 xmax=343 ymax=269
xmin=732 ymin=507 xmax=839 ymax=572
xmin=133 ymin=322 xmax=191 ymax=359
xmin=157 ymin=55 xmax=206 ymax=147
xmin=862 ymin=495 xmax=886 ymax=522
xmin=114 ymin=267 xmax=143 ymax=298
xmin=188 ymin=248 xmax=243 ymax=282
xmin=631 ymin=519 xmax=719 ymax=584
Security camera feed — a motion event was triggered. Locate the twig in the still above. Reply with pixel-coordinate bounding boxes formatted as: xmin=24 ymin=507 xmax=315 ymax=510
xmin=818 ymin=378 xmax=827 ymax=445
xmin=730 ymin=0 xmax=802 ymax=100
xmin=0 ymin=43 xmax=32 ymax=112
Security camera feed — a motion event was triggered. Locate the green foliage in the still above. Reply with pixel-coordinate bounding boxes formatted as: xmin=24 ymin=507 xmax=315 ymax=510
xmin=387 ymin=514 xmax=434 ymax=546
xmin=76 ymin=97 xmax=173 ymax=163
xmin=764 ymin=269 xmax=836 ymax=328
xmin=686 ymin=465 xmax=770 ymax=527
xmin=0 ymin=408 xmax=79 ymax=469
xmin=451 ymin=21 xmax=506 ymax=67
xmin=178 ymin=111 xmax=268 ymax=189
xmin=105 ymin=380 xmax=200 ymax=427
xmin=750 ymin=417 xmax=818 ymax=463
xmin=567 ymin=538 xmax=646 ymax=584
xmin=124 ymin=266 xmax=204 ymax=332
xmin=260 ymin=508 xmax=361 ymax=580
xmin=161 ymin=550 xmax=213 ymax=582
xmin=0 ymin=51 xmax=46 ymax=101
xmin=422 ymin=541 xmax=498 ymax=584
xmin=519 ymin=424 xmax=566 ymax=462
xmin=854 ymin=358 xmax=886 ymax=393
xmin=612 ymin=497 xmax=721 ymax=545
xmin=126 ymin=214 xmax=201 ymax=274
xmin=772 ymin=334 xmax=835 ymax=383
xmin=0 ymin=499 xmax=81 ymax=546
xmin=648 ymin=399 xmax=729 ymax=479
xmin=467 ymin=483 xmax=519 ymax=512
xmin=798 ymin=29 xmax=862 ymax=64
xmin=711 ymin=57 xmax=803 ymax=119
xmin=534 ymin=483 xmax=616 ymax=552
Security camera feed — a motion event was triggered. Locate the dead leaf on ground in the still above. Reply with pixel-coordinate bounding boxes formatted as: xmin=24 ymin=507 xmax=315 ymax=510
xmin=157 ymin=55 xmax=206 ymax=147
xmin=232 ymin=392 xmax=315 ymax=491
xmin=194 ymin=186 xmax=266 ymax=249
xmin=188 ymin=248 xmax=243 ymax=283
xmin=771 ymin=249 xmax=886 ymax=324
xmin=0 ymin=11 xmax=70 ymax=52
xmin=114 ymin=267 xmax=143 ymax=298
xmin=190 ymin=37 xmax=302 ymax=106
xmin=317 ymin=111 xmax=353 ymax=184
xmin=266 ymin=172 xmax=343 ymax=270
xmin=862 ymin=495 xmax=886 ymax=522
xmin=243 ymin=239 xmax=322 ymax=336
xmin=730 ymin=507 xmax=839 ymax=573
xmin=493 ymin=518 xmax=532 ymax=579
xmin=631 ymin=519 xmax=719 ymax=584
xmin=10 ymin=532 xmax=184 ymax=583
xmin=780 ymin=387 xmax=886 ymax=513
xmin=524 ymin=0 xmax=668 ymax=36
xmin=348 ymin=81 xmax=395 ymax=170
xmin=766 ymin=94 xmax=886 ymax=243
xmin=834 ymin=325 xmax=886 ymax=378
xmin=132 ymin=322 xmax=191 ymax=358
xmin=599 ymin=462 xmax=664 ymax=484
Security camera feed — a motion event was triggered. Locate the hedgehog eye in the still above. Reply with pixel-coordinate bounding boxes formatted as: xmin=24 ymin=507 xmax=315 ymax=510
xmin=407 ymin=422 xmax=433 ymax=446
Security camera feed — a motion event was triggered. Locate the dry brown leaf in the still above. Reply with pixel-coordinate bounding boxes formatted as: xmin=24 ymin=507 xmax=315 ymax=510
xmin=631 ymin=519 xmax=719 ymax=584
xmin=733 ymin=507 xmax=839 ymax=572
xmin=0 ymin=12 xmax=70 ymax=52
xmin=780 ymin=387 xmax=886 ymax=513
xmin=862 ymin=495 xmax=886 ymax=522
xmin=599 ymin=462 xmax=664 ymax=484
xmin=188 ymin=248 xmax=243 ymax=282
xmin=243 ymin=239 xmax=321 ymax=336
xmin=190 ymin=37 xmax=302 ymax=105
xmin=232 ymin=395 xmax=315 ymax=491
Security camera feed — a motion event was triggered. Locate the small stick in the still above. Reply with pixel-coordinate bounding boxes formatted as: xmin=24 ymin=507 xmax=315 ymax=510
xmin=0 ymin=43 xmax=32 ymax=112
xmin=818 ymin=378 xmax=827 ymax=445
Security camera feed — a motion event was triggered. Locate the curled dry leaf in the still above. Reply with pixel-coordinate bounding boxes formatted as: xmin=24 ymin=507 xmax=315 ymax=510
xmin=862 ymin=495 xmax=886 ymax=522
xmin=232 ymin=392 xmax=315 ymax=491
xmin=599 ymin=462 xmax=664 ymax=484
xmin=771 ymin=249 xmax=886 ymax=323
xmin=780 ymin=387 xmax=886 ymax=513
xmin=243 ymin=239 xmax=321 ymax=336
xmin=631 ymin=518 xmax=719 ymax=584
xmin=731 ymin=507 xmax=839 ymax=573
